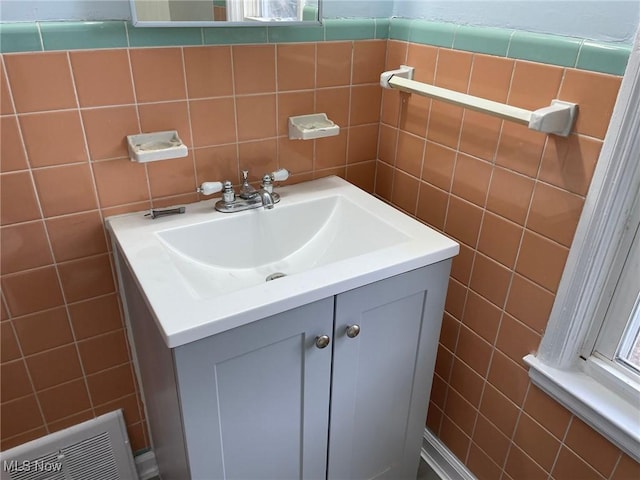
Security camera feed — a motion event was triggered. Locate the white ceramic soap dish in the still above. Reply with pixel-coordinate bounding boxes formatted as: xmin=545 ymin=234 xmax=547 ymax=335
xmin=127 ymin=131 xmax=188 ymax=163
xmin=288 ymin=113 xmax=340 ymax=140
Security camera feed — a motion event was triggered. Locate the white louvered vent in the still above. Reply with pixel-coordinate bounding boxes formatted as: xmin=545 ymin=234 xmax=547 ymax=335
xmin=1 ymin=411 xmax=138 ymax=480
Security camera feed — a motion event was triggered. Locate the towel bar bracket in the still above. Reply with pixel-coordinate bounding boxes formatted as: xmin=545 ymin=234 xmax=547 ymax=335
xmin=380 ymin=65 xmax=414 ymax=88
xmin=528 ymin=100 xmax=578 ymax=137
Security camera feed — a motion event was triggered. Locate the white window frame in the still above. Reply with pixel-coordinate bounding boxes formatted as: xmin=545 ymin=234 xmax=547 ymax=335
xmin=524 ymin=29 xmax=640 ymax=462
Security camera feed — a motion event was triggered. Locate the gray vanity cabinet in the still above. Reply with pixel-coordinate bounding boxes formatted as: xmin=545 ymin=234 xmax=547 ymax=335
xmin=119 ymin=253 xmax=451 ymax=480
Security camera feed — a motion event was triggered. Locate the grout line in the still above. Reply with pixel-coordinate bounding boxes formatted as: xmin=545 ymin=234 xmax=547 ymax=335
xmin=438 ymin=47 xmax=461 ymax=230
xmin=123 ymin=21 xmax=131 ymax=48
xmin=80 ymin=354 xmax=133 ymax=381
xmin=338 ymin=40 xmax=355 ymax=171
xmin=0 ymin=56 xmax=18 ymax=115
xmin=128 ymin=48 xmax=154 ymax=205
xmin=505 ymin=30 xmax=517 ymax=59
xmin=373 ymin=38 xmax=391 ymax=191
xmin=0 ymin=291 xmax=11 ymax=320
xmin=11 ymin=106 xmax=105 ymax=116
xmin=574 ymin=39 xmax=586 ymax=69
xmin=274 ymin=44 xmax=282 ymax=170
xmin=546 ymin=415 xmax=575 ymax=479
xmin=450 ymin=24 xmax=459 ymax=49
xmin=229 ymin=45 xmax=241 ymax=180
xmin=5 ymin=320 xmax=49 ymax=436
xmin=413 ymin=42 xmax=437 ymax=216
xmin=11 ymin=360 xmax=133 ymax=403
xmin=24 ymin=159 xmax=115 ymax=172
xmin=557 ymin=67 xmax=569 ymax=108
xmin=1 ymin=425 xmax=48 ymax=449
xmin=608 ymin=453 xmax=624 ymax=480
xmin=12 ymin=326 xmax=125 ymax=363
xmin=177 ymin=47 xmax=199 ymax=205
xmin=387 ymin=40 xmax=410 ymax=202
xmin=35 ymin=22 xmax=44 ymax=51
xmin=65 ymin=52 xmax=103 ymax=227
xmin=501 ymin=383 xmax=532 ymax=476
xmin=474 ymin=414 xmax=512 ymax=471
xmin=309 ymin=42 xmax=319 ymax=174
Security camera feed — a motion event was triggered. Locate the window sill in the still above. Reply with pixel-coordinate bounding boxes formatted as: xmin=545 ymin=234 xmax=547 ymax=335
xmin=524 ymin=354 xmax=640 ymax=462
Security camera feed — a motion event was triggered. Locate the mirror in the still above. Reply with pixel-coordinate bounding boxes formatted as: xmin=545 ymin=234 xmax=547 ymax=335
xmin=130 ymin=0 xmax=321 ymax=26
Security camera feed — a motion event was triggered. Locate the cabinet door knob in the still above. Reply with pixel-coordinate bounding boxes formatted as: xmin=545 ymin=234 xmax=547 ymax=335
xmin=346 ymin=324 xmax=361 ymax=338
xmin=315 ymin=335 xmax=331 ymax=349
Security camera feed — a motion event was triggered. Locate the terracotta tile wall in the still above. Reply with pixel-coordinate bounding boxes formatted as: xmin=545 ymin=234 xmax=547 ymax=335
xmin=2 ymin=34 xmax=639 ymax=480
xmin=0 ymin=40 xmax=383 ymax=451
xmin=377 ymin=39 xmax=640 ymax=479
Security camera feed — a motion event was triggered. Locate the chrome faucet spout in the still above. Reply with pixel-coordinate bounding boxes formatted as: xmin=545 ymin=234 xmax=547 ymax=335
xmin=258 ymin=189 xmax=274 ymax=209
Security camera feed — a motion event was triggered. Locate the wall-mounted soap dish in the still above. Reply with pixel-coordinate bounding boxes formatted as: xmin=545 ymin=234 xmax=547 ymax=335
xmin=127 ymin=131 xmax=188 ymax=163
xmin=288 ymin=113 xmax=340 ymax=140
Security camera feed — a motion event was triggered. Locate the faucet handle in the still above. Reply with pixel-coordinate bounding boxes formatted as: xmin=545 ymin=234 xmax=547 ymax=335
xmin=270 ymin=168 xmax=289 ymax=182
xmin=261 ymin=174 xmax=273 ymax=193
xmin=222 ymin=181 xmax=235 ymax=203
xmin=196 ymin=181 xmax=223 ymax=196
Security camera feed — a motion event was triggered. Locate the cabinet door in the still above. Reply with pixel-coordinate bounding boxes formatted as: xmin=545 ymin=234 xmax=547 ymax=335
xmin=174 ymin=297 xmax=334 ymax=480
xmin=329 ymin=261 xmax=451 ymax=480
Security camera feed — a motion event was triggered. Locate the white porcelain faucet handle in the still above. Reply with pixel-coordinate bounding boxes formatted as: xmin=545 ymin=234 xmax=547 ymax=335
xmin=271 ymin=168 xmax=289 ymax=182
xmin=197 ymin=181 xmax=223 ymax=196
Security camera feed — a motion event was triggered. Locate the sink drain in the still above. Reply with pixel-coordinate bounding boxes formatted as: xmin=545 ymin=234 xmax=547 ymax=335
xmin=265 ymin=272 xmax=287 ymax=282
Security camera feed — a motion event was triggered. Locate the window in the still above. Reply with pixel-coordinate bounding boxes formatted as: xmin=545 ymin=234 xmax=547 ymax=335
xmin=617 ymin=294 xmax=640 ymax=374
xmin=586 ymin=214 xmax=640 ymax=405
xmin=524 ymin=31 xmax=640 ymax=461
xmin=582 ymin=198 xmax=640 ymax=409
xmin=227 ymin=0 xmax=302 ymax=22
xmin=259 ymin=0 xmax=301 ymax=20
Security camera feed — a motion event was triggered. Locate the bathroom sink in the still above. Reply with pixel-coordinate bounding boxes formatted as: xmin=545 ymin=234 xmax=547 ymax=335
xmin=106 ymin=176 xmax=459 ymax=347
xmin=156 ymin=194 xmax=409 ymax=297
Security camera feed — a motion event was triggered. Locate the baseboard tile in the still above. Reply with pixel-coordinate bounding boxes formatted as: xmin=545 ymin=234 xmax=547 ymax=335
xmin=421 ymin=428 xmax=476 ymax=480
xmin=135 ymin=450 xmax=160 ymax=480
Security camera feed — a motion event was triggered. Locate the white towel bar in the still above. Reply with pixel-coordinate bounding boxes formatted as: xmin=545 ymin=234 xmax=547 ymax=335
xmin=381 ymin=67 xmax=577 ymax=137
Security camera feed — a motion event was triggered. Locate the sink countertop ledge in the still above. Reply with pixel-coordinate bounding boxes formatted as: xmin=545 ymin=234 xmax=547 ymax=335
xmin=106 ymin=176 xmax=460 ymax=348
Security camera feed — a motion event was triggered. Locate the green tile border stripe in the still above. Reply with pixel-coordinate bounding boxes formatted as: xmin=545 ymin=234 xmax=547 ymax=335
xmin=388 ymin=18 xmax=631 ymax=76
xmin=0 ymin=23 xmax=43 ymax=53
xmin=0 ymin=19 xmax=386 ymax=51
xmin=41 ymin=21 xmax=129 ymax=50
xmin=0 ymin=18 xmax=630 ymax=75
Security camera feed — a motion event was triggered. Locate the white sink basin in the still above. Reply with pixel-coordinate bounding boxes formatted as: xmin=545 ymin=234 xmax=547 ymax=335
xmin=107 ymin=176 xmax=458 ymax=347
xmin=156 ymin=195 xmax=409 ymax=298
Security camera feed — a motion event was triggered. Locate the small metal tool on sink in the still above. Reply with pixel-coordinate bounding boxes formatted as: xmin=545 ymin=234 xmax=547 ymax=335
xmin=145 ymin=206 xmax=186 ymax=219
